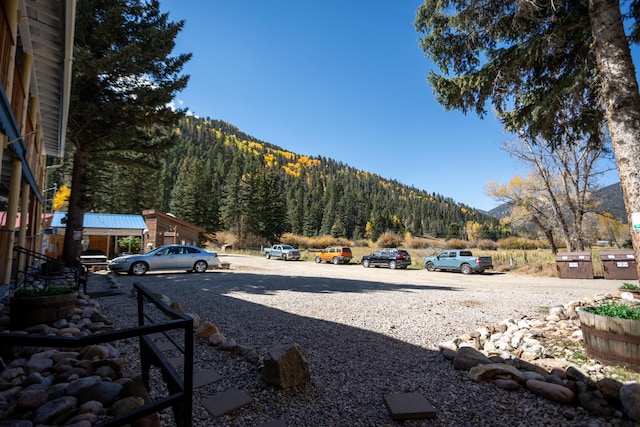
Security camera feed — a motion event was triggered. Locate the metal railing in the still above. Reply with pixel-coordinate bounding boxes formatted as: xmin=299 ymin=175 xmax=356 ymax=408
xmin=11 ymin=245 xmax=88 ymax=292
xmin=0 ymin=282 xmax=193 ymax=427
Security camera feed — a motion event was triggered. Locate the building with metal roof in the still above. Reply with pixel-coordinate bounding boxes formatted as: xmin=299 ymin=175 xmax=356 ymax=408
xmin=47 ymin=212 xmax=147 ymax=259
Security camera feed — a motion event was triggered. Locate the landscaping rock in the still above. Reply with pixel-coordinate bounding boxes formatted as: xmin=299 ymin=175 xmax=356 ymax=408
xmin=262 ymin=340 xmax=311 ymax=388
xmin=32 ymin=395 xmax=78 ymax=425
xmin=526 ymin=379 xmax=575 ymax=404
xmin=578 ymin=390 xmax=614 ymax=416
xmin=452 ymin=346 xmax=492 ymax=370
xmin=598 ymin=377 xmax=623 ymax=403
xmin=195 ymin=321 xmax=219 ymax=339
xmin=468 ymin=363 xmax=525 ymax=383
xmin=620 ymin=383 xmax=640 ymax=421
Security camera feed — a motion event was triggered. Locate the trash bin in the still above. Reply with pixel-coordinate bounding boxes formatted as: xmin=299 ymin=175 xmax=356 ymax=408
xmin=556 ymin=251 xmax=593 ymax=279
xmin=600 ymin=250 xmax=638 ymax=280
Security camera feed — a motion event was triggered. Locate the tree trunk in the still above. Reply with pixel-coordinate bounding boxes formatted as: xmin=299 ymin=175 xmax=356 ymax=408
xmin=589 ymin=0 xmax=640 ymax=278
xmin=62 ymin=146 xmax=90 ymax=265
xmin=532 ymin=214 xmax=558 ymax=254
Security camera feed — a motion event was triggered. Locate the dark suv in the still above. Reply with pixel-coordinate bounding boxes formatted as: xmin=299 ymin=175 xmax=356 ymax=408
xmin=361 ymin=248 xmax=411 ymax=269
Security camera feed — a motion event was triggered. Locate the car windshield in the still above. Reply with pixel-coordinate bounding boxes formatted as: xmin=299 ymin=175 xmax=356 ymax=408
xmin=146 ymin=247 xmax=171 ymax=256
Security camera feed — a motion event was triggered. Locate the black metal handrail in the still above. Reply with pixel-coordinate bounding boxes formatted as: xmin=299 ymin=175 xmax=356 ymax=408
xmin=0 ymin=283 xmax=193 ymax=427
xmin=11 ymin=245 xmax=88 ymax=292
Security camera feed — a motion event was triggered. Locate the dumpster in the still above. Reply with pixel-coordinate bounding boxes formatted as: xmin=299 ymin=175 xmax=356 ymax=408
xmin=556 ymin=251 xmax=593 ymax=279
xmin=600 ymin=250 xmax=638 ymax=280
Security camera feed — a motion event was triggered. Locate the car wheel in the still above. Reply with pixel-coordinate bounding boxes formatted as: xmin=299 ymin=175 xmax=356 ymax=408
xmin=362 ymin=259 xmax=370 ymax=268
xmin=460 ymin=263 xmax=472 ymax=275
xmin=315 ymin=256 xmax=321 ymax=263
xmin=194 ymin=261 xmax=208 ymax=273
xmin=389 ymin=260 xmax=397 ymax=270
xmin=266 ymin=253 xmax=271 ymax=259
xmin=425 ymin=262 xmax=436 ymax=272
xmin=130 ymin=262 xmax=147 ymax=276
xmin=332 ymin=257 xmax=339 ymax=265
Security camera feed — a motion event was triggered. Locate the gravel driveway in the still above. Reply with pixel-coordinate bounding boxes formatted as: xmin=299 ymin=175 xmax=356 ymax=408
xmin=105 ymin=253 xmax=634 ymax=427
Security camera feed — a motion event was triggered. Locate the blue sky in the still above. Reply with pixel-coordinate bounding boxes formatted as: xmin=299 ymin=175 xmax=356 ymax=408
xmin=160 ymin=0 xmax=622 ymax=211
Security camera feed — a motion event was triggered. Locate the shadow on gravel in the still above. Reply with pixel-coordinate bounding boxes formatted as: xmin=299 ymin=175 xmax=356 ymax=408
xmin=102 ymin=272 xmax=625 ymax=427
xmin=121 ymin=272 xmax=459 ymax=295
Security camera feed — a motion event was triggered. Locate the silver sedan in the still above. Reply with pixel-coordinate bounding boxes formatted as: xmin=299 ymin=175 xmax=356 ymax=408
xmin=108 ymin=244 xmax=220 ymax=275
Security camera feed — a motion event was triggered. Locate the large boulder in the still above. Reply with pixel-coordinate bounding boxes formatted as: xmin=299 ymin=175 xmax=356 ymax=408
xmin=262 ymin=340 xmax=311 ymax=388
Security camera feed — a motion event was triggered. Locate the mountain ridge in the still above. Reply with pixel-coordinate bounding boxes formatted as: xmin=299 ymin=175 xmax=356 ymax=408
xmin=485 ymin=182 xmax=626 ymax=222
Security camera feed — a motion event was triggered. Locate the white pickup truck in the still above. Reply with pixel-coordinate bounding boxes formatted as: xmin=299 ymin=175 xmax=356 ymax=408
xmin=423 ymin=250 xmax=493 ymax=274
xmin=263 ymin=244 xmax=301 ymax=261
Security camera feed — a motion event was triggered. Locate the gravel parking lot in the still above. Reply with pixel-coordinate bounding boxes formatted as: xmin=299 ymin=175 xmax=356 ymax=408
xmin=105 ymin=253 xmax=635 ymax=426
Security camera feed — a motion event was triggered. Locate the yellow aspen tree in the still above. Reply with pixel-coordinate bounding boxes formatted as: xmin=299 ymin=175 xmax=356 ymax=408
xmin=53 ymin=185 xmax=71 ymax=212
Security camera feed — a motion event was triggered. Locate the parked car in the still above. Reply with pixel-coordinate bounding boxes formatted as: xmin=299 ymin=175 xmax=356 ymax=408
xmin=314 ymin=246 xmax=353 ymax=264
xmin=361 ymin=248 xmax=411 ymax=269
xmin=108 ymin=244 xmax=219 ymax=275
xmin=423 ymin=250 xmax=493 ymax=274
xmin=263 ymin=244 xmax=301 ymax=260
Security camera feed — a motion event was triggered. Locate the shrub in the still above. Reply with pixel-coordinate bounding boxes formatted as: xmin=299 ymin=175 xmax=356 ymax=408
xmin=279 ymin=234 xmax=352 ymax=249
xmin=281 ymin=233 xmax=305 ymax=248
xmin=214 ymin=231 xmax=237 ymax=247
xmin=14 ymin=285 xmax=74 ymax=297
xmin=405 ymin=236 xmax=439 ymax=249
xmin=444 ymin=238 xmax=469 ymax=249
xmin=376 ymin=231 xmax=403 ymax=248
xmin=497 ymin=236 xmax=545 ymax=250
xmin=584 ymin=302 xmax=640 ymax=321
xmin=351 ymin=239 xmax=370 ymax=247
xmin=118 ymin=236 xmax=141 ymax=254
xmin=476 ymin=239 xmax=498 ymax=250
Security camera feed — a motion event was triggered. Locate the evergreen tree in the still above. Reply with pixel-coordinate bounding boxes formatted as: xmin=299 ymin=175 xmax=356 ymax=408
xmin=221 ymin=156 xmax=245 ymax=242
xmin=251 ymin=168 xmax=287 ymax=243
xmin=169 ymin=157 xmax=205 ymax=225
xmin=63 ymin=0 xmax=190 ymax=262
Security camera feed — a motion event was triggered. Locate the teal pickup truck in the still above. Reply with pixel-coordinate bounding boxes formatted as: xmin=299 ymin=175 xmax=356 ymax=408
xmin=423 ymin=250 xmax=493 ymax=274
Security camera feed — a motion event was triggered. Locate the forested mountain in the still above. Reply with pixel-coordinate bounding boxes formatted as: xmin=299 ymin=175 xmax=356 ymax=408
xmin=76 ymin=116 xmax=502 ymax=244
xmin=487 ymin=183 xmax=627 ymax=223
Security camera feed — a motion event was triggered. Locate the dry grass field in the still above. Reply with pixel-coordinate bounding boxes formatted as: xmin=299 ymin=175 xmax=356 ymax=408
xmin=215 ymin=232 xmax=631 ymax=278
xmin=227 ymin=246 xmax=589 ymax=277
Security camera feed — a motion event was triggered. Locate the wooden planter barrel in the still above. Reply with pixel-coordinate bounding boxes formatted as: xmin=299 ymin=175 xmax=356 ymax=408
xmin=577 ymin=307 xmax=640 ymax=370
xmin=10 ymin=292 xmax=78 ymax=329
